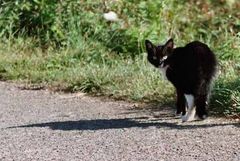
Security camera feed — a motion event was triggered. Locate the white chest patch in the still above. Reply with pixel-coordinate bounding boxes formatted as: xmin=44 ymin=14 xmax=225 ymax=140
xmin=159 ymin=65 xmax=169 ymax=80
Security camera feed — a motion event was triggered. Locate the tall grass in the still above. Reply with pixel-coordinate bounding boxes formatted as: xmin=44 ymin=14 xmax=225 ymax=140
xmin=0 ymin=0 xmax=239 ymax=116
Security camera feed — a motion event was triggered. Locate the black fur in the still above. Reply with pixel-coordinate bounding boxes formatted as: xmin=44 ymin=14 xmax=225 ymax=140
xmin=145 ymin=39 xmax=217 ymax=119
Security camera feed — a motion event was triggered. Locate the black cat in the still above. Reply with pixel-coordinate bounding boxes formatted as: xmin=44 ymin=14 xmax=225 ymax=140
xmin=145 ymin=38 xmax=217 ymax=122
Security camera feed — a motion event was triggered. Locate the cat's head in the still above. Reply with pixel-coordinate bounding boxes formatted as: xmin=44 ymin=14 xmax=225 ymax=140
xmin=145 ymin=38 xmax=174 ymax=68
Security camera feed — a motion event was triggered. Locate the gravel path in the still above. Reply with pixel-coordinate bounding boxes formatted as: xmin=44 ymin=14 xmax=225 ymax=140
xmin=0 ymin=82 xmax=239 ymax=161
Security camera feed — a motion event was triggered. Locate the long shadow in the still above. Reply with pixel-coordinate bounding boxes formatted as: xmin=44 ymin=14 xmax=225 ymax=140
xmin=6 ymin=118 xmax=239 ymax=131
xmin=7 ymin=118 xmax=158 ymax=131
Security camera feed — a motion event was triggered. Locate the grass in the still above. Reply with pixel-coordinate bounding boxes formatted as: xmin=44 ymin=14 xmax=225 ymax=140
xmin=0 ymin=0 xmax=239 ymax=116
xmin=0 ymin=39 xmax=239 ymax=116
xmin=0 ymin=40 xmax=174 ymax=103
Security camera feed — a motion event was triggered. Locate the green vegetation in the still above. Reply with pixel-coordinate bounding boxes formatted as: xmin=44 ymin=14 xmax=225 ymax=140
xmin=0 ymin=0 xmax=239 ymax=116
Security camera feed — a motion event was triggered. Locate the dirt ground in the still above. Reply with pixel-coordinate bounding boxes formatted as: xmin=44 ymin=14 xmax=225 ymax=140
xmin=0 ymin=82 xmax=239 ymax=161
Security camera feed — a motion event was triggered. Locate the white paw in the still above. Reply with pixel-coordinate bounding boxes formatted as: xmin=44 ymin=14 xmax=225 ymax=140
xmin=181 ymin=113 xmax=195 ymax=122
xmin=181 ymin=114 xmax=189 ymax=122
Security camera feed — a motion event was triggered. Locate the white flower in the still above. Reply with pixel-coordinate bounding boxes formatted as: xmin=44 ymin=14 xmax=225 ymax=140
xmin=103 ymin=11 xmax=118 ymax=22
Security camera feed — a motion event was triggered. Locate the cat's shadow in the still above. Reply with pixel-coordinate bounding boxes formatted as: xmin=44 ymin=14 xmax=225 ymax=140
xmin=6 ymin=106 xmax=239 ymax=131
xmin=6 ymin=118 xmax=239 ymax=131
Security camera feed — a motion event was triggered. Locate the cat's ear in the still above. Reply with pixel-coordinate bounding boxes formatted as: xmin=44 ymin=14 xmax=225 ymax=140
xmin=163 ymin=38 xmax=174 ymax=55
xmin=145 ymin=40 xmax=154 ymax=53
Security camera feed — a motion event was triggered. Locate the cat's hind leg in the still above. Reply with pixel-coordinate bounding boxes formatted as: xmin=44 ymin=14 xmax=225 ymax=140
xmin=195 ymin=94 xmax=208 ymax=120
xmin=195 ymin=79 xmax=211 ymax=120
xmin=176 ymin=89 xmax=186 ymax=117
xmin=182 ymin=94 xmax=196 ymax=122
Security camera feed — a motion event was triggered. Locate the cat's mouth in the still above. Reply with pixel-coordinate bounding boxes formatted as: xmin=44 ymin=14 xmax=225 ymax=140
xmin=159 ymin=60 xmax=164 ymax=66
